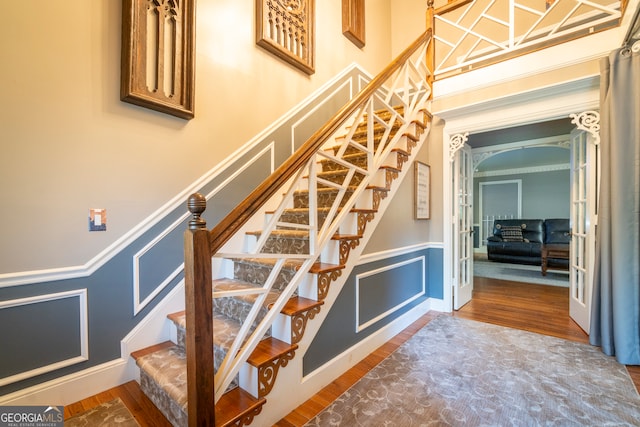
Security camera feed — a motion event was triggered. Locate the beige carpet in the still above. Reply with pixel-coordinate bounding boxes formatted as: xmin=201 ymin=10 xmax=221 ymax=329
xmin=65 ymin=398 xmax=139 ymax=427
xmin=474 ymin=258 xmax=569 ymax=287
xmin=306 ymin=315 xmax=640 ymax=426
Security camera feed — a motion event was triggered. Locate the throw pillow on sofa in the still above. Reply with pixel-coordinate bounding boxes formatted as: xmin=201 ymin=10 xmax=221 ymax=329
xmin=499 ymin=225 xmax=525 ymax=242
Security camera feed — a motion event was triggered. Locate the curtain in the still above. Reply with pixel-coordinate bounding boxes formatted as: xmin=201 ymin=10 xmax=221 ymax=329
xmin=590 ymin=44 xmax=640 ymax=365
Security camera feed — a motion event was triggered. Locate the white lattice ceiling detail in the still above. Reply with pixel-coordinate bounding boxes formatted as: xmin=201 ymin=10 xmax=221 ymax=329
xmin=434 ymin=0 xmax=622 ymax=76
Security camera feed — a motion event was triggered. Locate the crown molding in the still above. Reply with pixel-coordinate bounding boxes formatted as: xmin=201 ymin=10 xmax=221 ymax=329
xmin=474 ymin=163 xmax=570 ymax=178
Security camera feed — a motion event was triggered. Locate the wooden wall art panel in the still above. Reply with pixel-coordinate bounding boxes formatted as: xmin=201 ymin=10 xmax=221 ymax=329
xmin=256 ymin=0 xmax=315 ymax=75
xmin=121 ymin=0 xmax=196 ymax=119
xmin=342 ymin=0 xmax=365 ymax=48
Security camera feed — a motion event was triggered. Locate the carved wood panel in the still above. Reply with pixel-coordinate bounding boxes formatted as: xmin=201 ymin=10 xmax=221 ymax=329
xmin=121 ymin=0 xmax=196 ymax=119
xmin=342 ymin=0 xmax=365 ymax=48
xmin=256 ymin=0 xmax=315 ymax=75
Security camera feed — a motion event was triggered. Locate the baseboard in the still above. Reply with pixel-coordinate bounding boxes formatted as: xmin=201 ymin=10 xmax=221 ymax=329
xmin=0 ymin=358 xmax=136 ymax=407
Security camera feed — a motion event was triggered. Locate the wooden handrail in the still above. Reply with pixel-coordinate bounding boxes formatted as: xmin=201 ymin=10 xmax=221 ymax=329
xmin=434 ymin=0 xmax=473 ymax=16
xmin=207 ymin=29 xmax=432 ymax=255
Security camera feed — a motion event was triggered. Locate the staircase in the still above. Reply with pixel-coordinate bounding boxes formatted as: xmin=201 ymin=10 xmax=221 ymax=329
xmin=130 ymin=31 xmax=433 ymax=426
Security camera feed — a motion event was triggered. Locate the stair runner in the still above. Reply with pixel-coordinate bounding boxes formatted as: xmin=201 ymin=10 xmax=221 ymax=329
xmin=132 ymin=106 xmax=431 ymax=426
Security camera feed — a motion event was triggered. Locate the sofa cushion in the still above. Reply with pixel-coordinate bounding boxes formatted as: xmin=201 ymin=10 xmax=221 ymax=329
xmin=545 ymin=218 xmax=571 ymax=244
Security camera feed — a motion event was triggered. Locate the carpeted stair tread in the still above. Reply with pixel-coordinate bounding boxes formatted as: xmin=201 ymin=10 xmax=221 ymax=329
xmin=131 ymin=340 xmax=174 ymax=361
xmin=136 ymin=344 xmax=189 ymax=410
xmin=233 ymin=257 xmax=343 ymax=273
xmin=137 ymin=345 xmax=269 ymax=426
xmin=214 ymin=279 xmax=280 ymax=303
xmin=168 ymin=311 xmax=251 ymax=355
xmin=246 ymin=229 xmax=309 ymax=238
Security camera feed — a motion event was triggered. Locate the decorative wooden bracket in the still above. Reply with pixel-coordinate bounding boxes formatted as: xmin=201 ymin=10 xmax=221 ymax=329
xmin=121 ymin=0 xmax=196 ymax=119
xmin=342 ymin=0 xmax=365 ymax=48
xmin=256 ymin=0 xmax=315 ymax=75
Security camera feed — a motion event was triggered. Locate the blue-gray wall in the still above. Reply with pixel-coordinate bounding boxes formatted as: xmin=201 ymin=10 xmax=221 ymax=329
xmin=303 ymin=246 xmax=443 ymax=375
xmin=474 ymin=169 xmax=570 ymax=221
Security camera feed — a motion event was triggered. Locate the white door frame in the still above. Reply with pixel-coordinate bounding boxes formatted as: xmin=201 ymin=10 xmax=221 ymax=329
xmin=451 ymin=140 xmax=474 ymax=309
xmin=568 ymin=111 xmax=600 ymax=333
xmin=437 ymin=76 xmax=600 ymax=313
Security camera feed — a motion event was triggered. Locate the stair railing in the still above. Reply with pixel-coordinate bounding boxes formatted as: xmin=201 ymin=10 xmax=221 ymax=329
xmin=184 ymin=28 xmax=433 ymax=426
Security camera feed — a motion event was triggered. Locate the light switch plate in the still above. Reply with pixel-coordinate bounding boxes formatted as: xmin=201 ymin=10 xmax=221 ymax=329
xmin=89 ymin=209 xmax=106 ymax=231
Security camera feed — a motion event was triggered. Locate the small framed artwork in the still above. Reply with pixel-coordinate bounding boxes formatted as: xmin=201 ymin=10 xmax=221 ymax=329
xmin=414 ymin=161 xmax=430 ymax=219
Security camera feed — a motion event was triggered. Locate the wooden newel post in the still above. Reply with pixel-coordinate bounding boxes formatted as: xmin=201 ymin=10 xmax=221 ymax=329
xmin=426 ymin=0 xmax=435 ymax=98
xmin=184 ymin=193 xmax=215 ymax=427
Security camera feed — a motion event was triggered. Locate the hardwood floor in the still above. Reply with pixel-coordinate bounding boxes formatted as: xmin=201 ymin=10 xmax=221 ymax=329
xmin=65 ymin=276 xmax=640 ymax=426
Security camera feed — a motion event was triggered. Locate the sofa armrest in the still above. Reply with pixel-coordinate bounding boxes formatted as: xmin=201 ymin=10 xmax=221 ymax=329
xmin=487 ymin=236 xmax=502 ymax=243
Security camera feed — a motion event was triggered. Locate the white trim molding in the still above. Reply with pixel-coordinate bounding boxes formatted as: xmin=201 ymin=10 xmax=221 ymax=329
xmin=355 ymin=256 xmax=426 ymax=332
xmin=474 ymin=164 xmax=570 ymax=178
xmin=0 ymin=289 xmax=88 ymax=387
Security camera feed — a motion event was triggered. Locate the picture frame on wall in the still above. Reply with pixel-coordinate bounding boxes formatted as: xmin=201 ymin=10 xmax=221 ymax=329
xmin=256 ymin=0 xmax=315 ymax=75
xmin=342 ymin=0 xmax=365 ymax=48
xmin=414 ymin=161 xmax=431 ymax=219
xmin=120 ymin=0 xmax=196 ymax=119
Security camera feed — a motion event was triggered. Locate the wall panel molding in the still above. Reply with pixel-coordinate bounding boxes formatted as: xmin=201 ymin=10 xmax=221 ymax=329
xmin=355 ymin=257 xmax=426 ymax=332
xmin=0 ymin=290 xmax=88 ymax=387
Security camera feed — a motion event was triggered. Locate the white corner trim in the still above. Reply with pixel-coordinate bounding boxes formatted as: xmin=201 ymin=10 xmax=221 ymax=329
xmin=0 ymin=290 xmax=88 ymax=388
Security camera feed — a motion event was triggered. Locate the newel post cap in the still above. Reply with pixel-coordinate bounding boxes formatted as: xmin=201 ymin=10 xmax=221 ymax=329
xmin=187 ymin=193 xmax=207 ymax=230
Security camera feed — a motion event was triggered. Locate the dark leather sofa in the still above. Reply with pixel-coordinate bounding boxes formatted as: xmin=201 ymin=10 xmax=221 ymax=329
xmin=486 ymin=218 xmax=570 ymax=267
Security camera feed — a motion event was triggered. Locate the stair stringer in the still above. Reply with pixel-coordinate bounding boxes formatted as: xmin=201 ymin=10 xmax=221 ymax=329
xmin=247 ymin=115 xmax=433 ymax=426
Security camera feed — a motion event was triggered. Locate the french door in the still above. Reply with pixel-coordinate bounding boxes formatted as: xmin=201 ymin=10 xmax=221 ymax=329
xmin=569 ymin=126 xmax=598 ymax=333
xmin=453 ymin=143 xmax=474 ymax=309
